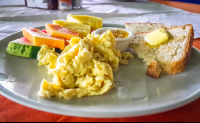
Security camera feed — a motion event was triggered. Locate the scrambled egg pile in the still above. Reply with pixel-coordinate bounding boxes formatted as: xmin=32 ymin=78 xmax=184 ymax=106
xmin=37 ymin=30 xmax=133 ymax=100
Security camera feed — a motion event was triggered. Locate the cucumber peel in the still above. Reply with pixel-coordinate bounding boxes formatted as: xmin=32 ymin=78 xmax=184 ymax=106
xmin=6 ymin=42 xmax=41 ymax=58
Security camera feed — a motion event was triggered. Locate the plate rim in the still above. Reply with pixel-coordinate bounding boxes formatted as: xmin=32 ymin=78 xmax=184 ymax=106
xmin=0 ymin=24 xmax=200 ymax=118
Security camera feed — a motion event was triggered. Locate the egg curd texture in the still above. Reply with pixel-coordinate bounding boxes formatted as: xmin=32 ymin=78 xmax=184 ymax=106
xmin=37 ymin=30 xmax=133 ymax=100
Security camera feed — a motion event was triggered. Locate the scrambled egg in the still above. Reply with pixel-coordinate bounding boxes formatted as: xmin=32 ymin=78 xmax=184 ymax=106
xmin=37 ymin=30 xmax=133 ymax=100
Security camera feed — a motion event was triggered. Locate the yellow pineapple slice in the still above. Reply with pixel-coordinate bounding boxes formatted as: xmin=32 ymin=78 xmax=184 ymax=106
xmin=53 ymin=20 xmax=91 ymax=38
xmin=67 ymin=14 xmax=103 ymax=31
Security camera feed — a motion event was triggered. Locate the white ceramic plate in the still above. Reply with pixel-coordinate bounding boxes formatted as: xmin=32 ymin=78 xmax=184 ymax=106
xmin=0 ymin=24 xmax=200 ymax=118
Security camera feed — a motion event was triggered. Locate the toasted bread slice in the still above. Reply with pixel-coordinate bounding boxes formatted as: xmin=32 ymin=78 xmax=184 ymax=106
xmin=146 ymin=60 xmax=162 ymax=79
xmin=125 ymin=23 xmax=175 ymax=34
xmin=129 ymin=24 xmax=194 ymax=78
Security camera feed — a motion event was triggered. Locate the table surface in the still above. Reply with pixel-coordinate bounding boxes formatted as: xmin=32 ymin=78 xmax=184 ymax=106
xmin=1 ymin=0 xmax=200 ymax=122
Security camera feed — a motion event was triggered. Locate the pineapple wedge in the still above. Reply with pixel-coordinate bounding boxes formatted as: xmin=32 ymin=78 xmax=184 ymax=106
xmin=67 ymin=14 xmax=103 ymax=31
xmin=53 ymin=20 xmax=91 ymax=38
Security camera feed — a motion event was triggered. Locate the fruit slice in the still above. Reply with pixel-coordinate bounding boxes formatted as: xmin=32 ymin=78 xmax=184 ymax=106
xmin=6 ymin=38 xmax=41 ymax=58
xmin=21 ymin=37 xmax=30 ymax=42
xmin=45 ymin=23 xmax=79 ymax=40
xmin=67 ymin=14 xmax=103 ymax=31
xmin=65 ymin=40 xmax=70 ymax=45
xmin=22 ymin=28 xmax=65 ymax=50
xmin=41 ymin=29 xmax=47 ymax=33
xmin=53 ymin=20 xmax=91 ymax=38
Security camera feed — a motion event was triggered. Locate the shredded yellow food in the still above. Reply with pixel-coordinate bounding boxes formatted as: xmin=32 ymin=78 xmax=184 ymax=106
xmin=37 ymin=30 xmax=133 ymax=100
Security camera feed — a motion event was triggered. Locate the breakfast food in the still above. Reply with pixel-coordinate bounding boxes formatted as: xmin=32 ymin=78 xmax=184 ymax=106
xmin=6 ymin=38 xmax=41 ymax=58
xmin=45 ymin=23 xmax=79 ymax=40
xmin=110 ymin=29 xmax=130 ymax=39
xmin=53 ymin=20 xmax=91 ymax=38
xmin=23 ymin=28 xmax=65 ymax=50
xmin=37 ymin=30 xmax=133 ymax=100
xmin=146 ymin=60 xmax=161 ymax=79
xmin=144 ymin=28 xmax=169 ymax=46
xmin=127 ymin=24 xmax=194 ymax=78
xmin=94 ymin=27 xmax=134 ymax=52
xmin=125 ymin=23 xmax=174 ymax=34
xmin=67 ymin=14 xmax=103 ymax=30
xmin=6 ymin=12 xmax=195 ymax=102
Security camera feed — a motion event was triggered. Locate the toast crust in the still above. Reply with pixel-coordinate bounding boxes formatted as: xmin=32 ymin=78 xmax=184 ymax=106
xmin=168 ymin=24 xmax=194 ymax=74
xmin=125 ymin=23 xmax=175 ymax=34
xmin=146 ymin=61 xmax=161 ymax=79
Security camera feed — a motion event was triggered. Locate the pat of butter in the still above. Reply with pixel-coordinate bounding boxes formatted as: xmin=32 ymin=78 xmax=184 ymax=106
xmin=145 ymin=28 xmax=169 ymax=46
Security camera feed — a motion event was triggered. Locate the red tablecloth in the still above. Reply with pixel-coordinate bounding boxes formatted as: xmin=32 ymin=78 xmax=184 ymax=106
xmin=1 ymin=95 xmax=200 ymax=122
xmin=1 ymin=1 xmax=200 ymax=122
